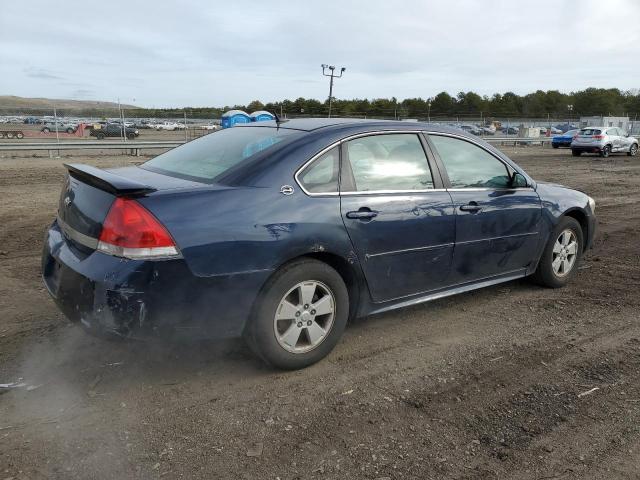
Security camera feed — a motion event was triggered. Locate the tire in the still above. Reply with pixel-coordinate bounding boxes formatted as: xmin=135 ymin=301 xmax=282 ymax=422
xmin=127 ymin=133 xmax=135 ymax=140
xmin=552 ymin=144 xmax=559 ymax=149
xmin=96 ymin=132 xmax=105 ymax=140
xmin=0 ymin=132 xmax=5 ymax=139
xmin=5 ymin=132 xmax=14 ymax=139
xmin=66 ymin=128 xmax=74 ymax=134
xmin=245 ymin=259 xmax=349 ymax=369
xmin=571 ymin=149 xmax=581 ymax=156
xmin=600 ymin=145 xmax=611 ymax=158
xmin=532 ymin=216 xmax=584 ymax=288
xmin=629 ymin=143 xmax=638 ymax=157
xmin=42 ymin=127 xmax=50 ymax=133
xmin=16 ymin=132 xmax=24 ymax=139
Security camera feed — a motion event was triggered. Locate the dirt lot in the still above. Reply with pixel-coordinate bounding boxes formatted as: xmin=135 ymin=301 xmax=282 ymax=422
xmin=1 ymin=145 xmax=639 ymax=479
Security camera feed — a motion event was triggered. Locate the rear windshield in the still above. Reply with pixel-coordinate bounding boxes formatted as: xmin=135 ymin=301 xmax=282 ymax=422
xmin=580 ymin=129 xmax=601 ymax=136
xmin=142 ymin=126 xmax=301 ymax=182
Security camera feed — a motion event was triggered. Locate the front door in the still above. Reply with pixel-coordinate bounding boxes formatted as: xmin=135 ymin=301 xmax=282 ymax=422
xmin=426 ymin=133 xmax=542 ymax=284
xmin=339 ymin=133 xmax=455 ymax=302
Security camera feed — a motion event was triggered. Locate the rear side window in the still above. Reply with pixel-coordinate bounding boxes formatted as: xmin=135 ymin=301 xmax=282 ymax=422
xmin=344 ymin=134 xmax=434 ymax=192
xmin=142 ymin=127 xmax=301 ymax=182
xmin=429 ymin=135 xmax=511 ymax=189
xmin=298 ymin=147 xmax=339 ymax=193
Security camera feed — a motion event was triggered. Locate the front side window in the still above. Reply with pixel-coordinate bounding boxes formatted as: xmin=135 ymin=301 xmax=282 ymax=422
xmin=142 ymin=126 xmax=301 ymax=182
xmin=429 ymin=135 xmax=511 ymax=189
xmin=344 ymin=134 xmax=434 ymax=192
xmin=298 ymin=147 xmax=339 ymax=193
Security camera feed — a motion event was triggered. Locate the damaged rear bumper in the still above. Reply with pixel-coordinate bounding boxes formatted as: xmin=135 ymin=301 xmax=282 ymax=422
xmin=42 ymin=221 xmax=270 ymax=340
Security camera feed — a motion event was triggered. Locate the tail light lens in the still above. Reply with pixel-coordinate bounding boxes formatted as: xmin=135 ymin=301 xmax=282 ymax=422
xmin=593 ymin=135 xmax=604 ymax=140
xmin=98 ymin=198 xmax=180 ymax=259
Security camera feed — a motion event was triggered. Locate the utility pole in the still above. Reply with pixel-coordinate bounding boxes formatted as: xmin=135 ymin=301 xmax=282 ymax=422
xmin=321 ymin=64 xmax=346 ymax=118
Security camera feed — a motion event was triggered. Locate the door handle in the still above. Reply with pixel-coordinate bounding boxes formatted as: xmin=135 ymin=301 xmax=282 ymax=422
xmin=459 ymin=202 xmax=482 ymax=213
xmin=346 ymin=209 xmax=378 ymax=220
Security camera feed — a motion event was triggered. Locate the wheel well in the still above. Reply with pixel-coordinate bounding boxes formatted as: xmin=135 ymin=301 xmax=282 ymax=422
xmin=563 ymin=209 xmax=588 ymax=251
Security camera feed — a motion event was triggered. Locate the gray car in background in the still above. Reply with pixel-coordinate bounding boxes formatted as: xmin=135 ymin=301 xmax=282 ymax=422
xmin=571 ymin=127 xmax=638 ymax=157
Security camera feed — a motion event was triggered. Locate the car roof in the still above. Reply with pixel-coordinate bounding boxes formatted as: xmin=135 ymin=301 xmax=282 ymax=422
xmin=235 ymin=117 xmax=470 ymax=136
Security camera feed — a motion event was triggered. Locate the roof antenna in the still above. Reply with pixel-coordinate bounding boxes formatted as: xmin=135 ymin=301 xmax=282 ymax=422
xmin=272 ymin=111 xmax=288 ymax=129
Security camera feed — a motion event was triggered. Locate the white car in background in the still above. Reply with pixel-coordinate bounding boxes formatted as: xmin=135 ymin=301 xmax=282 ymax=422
xmin=155 ymin=121 xmax=180 ymax=131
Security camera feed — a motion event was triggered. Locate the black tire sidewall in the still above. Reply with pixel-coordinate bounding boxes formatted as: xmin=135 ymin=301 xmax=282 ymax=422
xmin=534 ymin=217 xmax=584 ymax=288
xmin=97 ymin=133 xmax=105 ymax=139
xmin=247 ymin=259 xmax=349 ymax=369
xmin=600 ymin=145 xmax=611 ymax=157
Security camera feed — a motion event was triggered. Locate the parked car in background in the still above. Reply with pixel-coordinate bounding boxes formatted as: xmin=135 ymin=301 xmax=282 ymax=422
xmin=556 ymin=123 xmax=578 ymax=133
xmin=89 ymin=123 xmax=139 ymax=140
xmin=41 ymin=121 xmax=77 ymax=134
xmin=459 ymin=124 xmax=481 ymax=135
xmin=43 ymin=118 xmax=596 ymax=369
xmin=480 ymin=126 xmax=495 ymax=135
xmin=551 ymin=129 xmax=579 ymax=148
xmin=155 ymin=121 xmax=181 ymax=131
xmin=571 ymin=127 xmax=638 ymax=157
xmin=540 ymin=127 xmax=562 ymax=135
xmin=502 ymin=126 xmax=519 ymax=135
xmin=198 ymin=124 xmax=220 ymax=131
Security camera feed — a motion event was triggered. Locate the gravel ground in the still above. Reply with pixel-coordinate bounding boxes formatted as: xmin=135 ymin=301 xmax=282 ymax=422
xmin=1 ymin=146 xmax=639 ymax=479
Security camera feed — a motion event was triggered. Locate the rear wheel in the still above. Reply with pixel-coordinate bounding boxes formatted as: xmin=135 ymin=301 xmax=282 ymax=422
xmin=0 ymin=132 xmax=5 ymax=139
xmin=600 ymin=145 xmax=611 ymax=158
xmin=532 ymin=216 xmax=583 ymax=288
xmin=66 ymin=128 xmax=74 ymax=134
xmin=127 ymin=132 xmax=135 ymax=140
xmin=245 ymin=259 xmax=349 ymax=369
xmin=571 ymin=149 xmax=581 ymax=156
xmin=16 ymin=132 xmax=24 ymax=139
xmin=96 ymin=132 xmax=105 ymax=140
xmin=42 ymin=127 xmax=50 ymax=133
xmin=5 ymin=132 xmax=14 ymax=139
xmin=629 ymin=143 xmax=638 ymax=156
xmin=552 ymin=144 xmax=559 ymax=149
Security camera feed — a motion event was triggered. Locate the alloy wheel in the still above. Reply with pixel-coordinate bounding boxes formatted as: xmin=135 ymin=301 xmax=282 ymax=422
xmin=273 ymin=280 xmax=335 ymax=354
xmin=552 ymin=229 xmax=578 ymax=277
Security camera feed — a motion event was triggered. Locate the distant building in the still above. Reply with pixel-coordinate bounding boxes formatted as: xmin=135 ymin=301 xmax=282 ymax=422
xmin=580 ymin=116 xmax=630 ymax=131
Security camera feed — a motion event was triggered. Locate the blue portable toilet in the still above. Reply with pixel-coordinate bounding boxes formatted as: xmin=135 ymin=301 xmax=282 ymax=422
xmin=250 ymin=110 xmax=276 ymax=123
xmin=221 ymin=110 xmax=251 ymax=129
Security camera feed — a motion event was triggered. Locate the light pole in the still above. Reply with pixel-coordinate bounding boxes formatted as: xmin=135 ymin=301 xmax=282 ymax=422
xmin=321 ymin=64 xmax=346 ymax=118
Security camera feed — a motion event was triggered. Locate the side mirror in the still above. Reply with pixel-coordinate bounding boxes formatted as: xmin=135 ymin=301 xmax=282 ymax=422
xmin=510 ymin=172 xmax=528 ymax=188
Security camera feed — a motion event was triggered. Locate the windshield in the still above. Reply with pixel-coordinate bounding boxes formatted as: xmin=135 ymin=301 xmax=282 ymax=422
xmin=142 ymin=126 xmax=301 ymax=182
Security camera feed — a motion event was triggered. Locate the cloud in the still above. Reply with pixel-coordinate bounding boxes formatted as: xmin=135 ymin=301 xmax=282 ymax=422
xmin=0 ymin=0 xmax=639 ymax=107
xmin=23 ymin=67 xmax=63 ymax=81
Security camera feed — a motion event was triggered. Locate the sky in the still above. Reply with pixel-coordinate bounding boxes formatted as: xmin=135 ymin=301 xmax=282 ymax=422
xmin=1 ymin=0 xmax=639 ymax=108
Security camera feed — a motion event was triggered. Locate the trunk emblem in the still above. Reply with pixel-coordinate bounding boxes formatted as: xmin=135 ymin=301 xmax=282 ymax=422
xmin=64 ymin=196 xmax=72 ymax=207
xmin=280 ymin=185 xmax=294 ymax=195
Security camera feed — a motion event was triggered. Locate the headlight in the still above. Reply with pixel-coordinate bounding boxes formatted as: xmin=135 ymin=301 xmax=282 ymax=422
xmin=588 ymin=196 xmax=596 ymax=213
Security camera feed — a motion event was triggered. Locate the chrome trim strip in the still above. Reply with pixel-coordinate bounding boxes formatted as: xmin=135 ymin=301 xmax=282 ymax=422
xmin=366 ymin=242 xmax=454 ymax=259
xmin=455 ymin=231 xmax=539 ymax=246
xmin=57 ymin=215 xmax=98 ymax=249
xmin=341 ymin=188 xmax=447 ymax=195
xmin=294 ymin=141 xmax=342 ymax=197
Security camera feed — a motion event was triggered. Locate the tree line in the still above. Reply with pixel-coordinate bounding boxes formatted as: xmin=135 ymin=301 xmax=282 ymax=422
xmin=7 ymin=87 xmax=640 ymax=119
xmin=131 ymin=88 xmax=640 ymax=120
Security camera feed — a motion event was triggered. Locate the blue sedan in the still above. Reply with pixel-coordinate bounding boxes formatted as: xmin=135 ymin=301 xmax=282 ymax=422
xmin=552 ymin=129 xmax=579 ymax=148
xmin=42 ymin=119 xmax=596 ymax=369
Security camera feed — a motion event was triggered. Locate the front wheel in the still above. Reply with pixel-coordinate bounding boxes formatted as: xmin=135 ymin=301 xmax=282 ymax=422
xmin=629 ymin=143 xmax=638 ymax=157
xmin=96 ymin=132 xmax=105 ymax=140
xmin=245 ymin=259 xmax=349 ymax=369
xmin=600 ymin=145 xmax=611 ymax=158
xmin=571 ymin=149 xmax=581 ymax=157
xmin=552 ymin=144 xmax=559 ymax=149
xmin=532 ymin=216 xmax=583 ymax=288
xmin=127 ymin=132 xmax=135 ymax=140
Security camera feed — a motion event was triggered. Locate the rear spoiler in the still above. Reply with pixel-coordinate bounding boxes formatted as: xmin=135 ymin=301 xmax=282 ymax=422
xmin=64 ymin=163 xmax=156 ymax=196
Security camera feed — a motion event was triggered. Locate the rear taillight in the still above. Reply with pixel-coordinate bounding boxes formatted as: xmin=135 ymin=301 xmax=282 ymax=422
xmin=98 ymin=198 xmax=180 ymax=259
xmin=593 ymin=135 xmax=604 ymax=140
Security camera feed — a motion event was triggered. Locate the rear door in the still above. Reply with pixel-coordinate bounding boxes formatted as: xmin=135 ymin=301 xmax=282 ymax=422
xmin=426 ymin=133 xmax=542 ymax=284
xmin=607 ymin=128 xmax=622 ymax=152
xmin=338 ymin=132 xmax=455 ymax=302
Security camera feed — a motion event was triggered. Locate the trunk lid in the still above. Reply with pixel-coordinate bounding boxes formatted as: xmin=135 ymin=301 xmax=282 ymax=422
xmin=57 ymin=164 xmax=206 ymax=250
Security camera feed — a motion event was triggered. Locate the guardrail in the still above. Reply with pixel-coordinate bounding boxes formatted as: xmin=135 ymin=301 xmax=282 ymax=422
xmin=0 ymin=140 xmax=185 ymax=156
